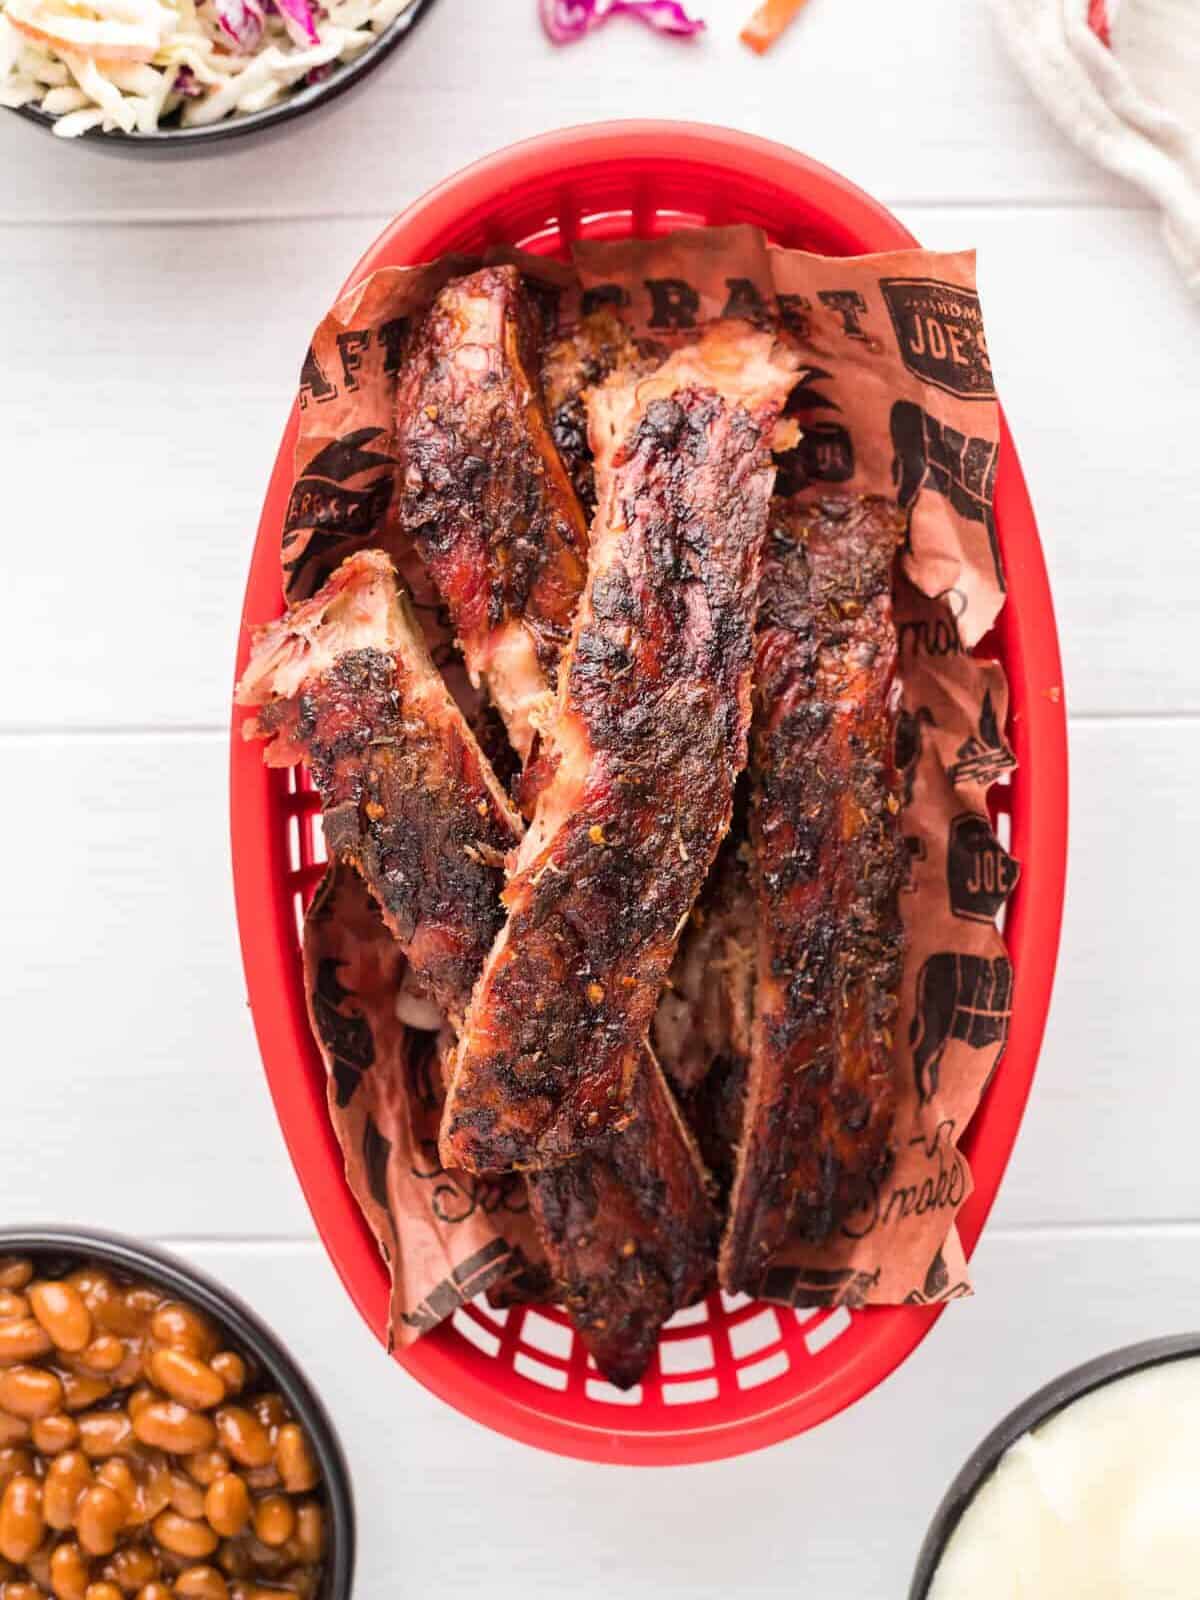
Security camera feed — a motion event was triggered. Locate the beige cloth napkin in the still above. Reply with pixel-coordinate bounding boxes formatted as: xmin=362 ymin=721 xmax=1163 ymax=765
xmin=992 ymin=0 xmax=1200 ymax=294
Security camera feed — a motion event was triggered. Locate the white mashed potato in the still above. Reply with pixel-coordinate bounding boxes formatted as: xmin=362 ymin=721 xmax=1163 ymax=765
xmin=931 ymin=1357 xmax=1200 ymax=1599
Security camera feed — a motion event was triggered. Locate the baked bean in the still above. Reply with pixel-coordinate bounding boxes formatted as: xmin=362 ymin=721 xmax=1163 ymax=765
xmin=212 ymin=1542 xmax=248 ymax=1581
xmin=272 ymin=1429 xmax=317 ymax=1497
xmin=149 ymin=1311 xmax=216 ymax=1364
xmin=147 ymin=1358 xmax=222 ymax=1416
xmin=165 ymin=1479 xmax=204 ymax=1525
xmin=24 ymin=1545 xmax=54 ymax=1591
xmin=121 ymin=1461 xmax=170 ymax=1530
xmin=61 ymin=1377 xmax=111 ymax=1416
xmin=95 ymin=1461 xmax=136 ymax=1515
xmin=125 ymin=1391 xmax=153 ymax=1425
xmin=0 ymin=1369 xmax=64 ymax=1422
xmin=49 ymin=1541 xmax=91 ymax=1600
xmin=28 ymin=1286 xmax=91 ymax=1357
xmin=201 ymin=1478 xmax=248 ymax=1542
xmin=240 ymin=1539 xmax=288 ymax=1581
xmin=0 ymin=1265 xmax=33 ymax=1295
xmin=1 ymin=1269 xmax=324 ymax=1600
xmin=102 ymin=1543 xmax=158 ymax=1592
xmin=179 ymin=1455 xmax=227 ymax=1491
xmin=0 ymin=1448 xmax=33 ymax=1487
xmin=32 ymin=1415 xmax=79 ymax=1456
xmin=132 ymin=1408 xmax=214 ymax=1459
xmin=77 ymin=1484 xmax=127 ymax=1557
xmin=78 ymin=1412 xmax=134 ymax=1460
xmin=151 ymin=1514 xmax=216 ymax=1563
xmin=172 ymin=1569 xmax=227 ymax=1600
xmin=211 ymin=1416 xmax=269 ymax=1473
xmin=292 ymin=1503 xmax=322 ymax=1567
xmin=0 ymin=1476 xmax=45 ymax=1564
xmin=81 ymin=1285 xmax=140 ymax=1345
xmin=43 ymin=1452 xmax=93 ymax=1530
xmin=250 ymin=1498 xmax=292 ymax=1551
xmin=245 ymin=1398 xmax=283 ymax=1441
xmin=0 ymin=1325 xmax=53 ymax=1367
xmin=236 ymin=1471 xmax=276 ymax=1497
xmin=205 ymin=1360 xmax=243 ymax=1402
xmin=0 ymin=1415 xmax=31 ymax=1449
xmin=79 ymin=1342 xmax=126 ymax=1379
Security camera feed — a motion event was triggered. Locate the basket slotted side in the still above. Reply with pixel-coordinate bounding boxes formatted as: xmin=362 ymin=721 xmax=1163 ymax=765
xmin=231 ymin=125 xmax=1066 ymax=1465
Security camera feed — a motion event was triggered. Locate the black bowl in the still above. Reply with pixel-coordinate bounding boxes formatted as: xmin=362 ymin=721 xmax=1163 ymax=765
xmin=909 ymin=1333 xmax=1200 ymax=1598
xmin=0 ymin=1224 xmax=355 ymax=1599
xmin=8 ymin=0 xmax=438 ymax=153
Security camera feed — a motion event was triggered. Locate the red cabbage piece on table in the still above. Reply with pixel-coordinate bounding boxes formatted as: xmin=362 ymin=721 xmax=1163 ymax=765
xmin=539 ymin=0 xmax=704 ymax=44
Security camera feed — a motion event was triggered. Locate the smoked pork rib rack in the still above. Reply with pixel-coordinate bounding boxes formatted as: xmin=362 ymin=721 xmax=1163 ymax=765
xmin=442 ymin=322 xmax=804 ymax=1175
xmin=721 ymin=496 xmax=907 ymax=1291
xmin=238 ymin=551 xmax=716 ymax=1387
xmin=236 ymin=550 xmax=520 ymax=1029
xmin=393 ymin=265 xmax=590 ymax=766
xmin=526 ymin=1055 xmax=716 ymax=1388
xmin=540 ymin=307 xmax=661 ymax=514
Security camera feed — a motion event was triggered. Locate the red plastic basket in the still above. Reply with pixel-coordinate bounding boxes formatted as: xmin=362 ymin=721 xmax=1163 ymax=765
xmin=231 ymin=122 xmax=1068 ymax=1466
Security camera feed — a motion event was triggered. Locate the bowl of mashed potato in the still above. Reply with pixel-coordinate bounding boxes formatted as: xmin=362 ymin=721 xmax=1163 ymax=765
xmin=911 ymin=1335 xmax=1200 ymax=1599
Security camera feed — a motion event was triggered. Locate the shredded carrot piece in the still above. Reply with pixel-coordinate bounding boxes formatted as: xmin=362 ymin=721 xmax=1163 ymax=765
xmin=740 ymin=0 xmax=809 ymax=53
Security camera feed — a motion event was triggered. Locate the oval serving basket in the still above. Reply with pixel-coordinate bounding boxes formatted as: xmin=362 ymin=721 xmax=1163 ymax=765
xmin=230 ymin=121 xmax=1068 ymax=1466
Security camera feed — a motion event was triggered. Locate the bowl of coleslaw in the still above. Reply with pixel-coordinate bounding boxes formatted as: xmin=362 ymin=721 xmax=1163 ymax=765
xmin=0 ymin=0 xmax=437 ymax=144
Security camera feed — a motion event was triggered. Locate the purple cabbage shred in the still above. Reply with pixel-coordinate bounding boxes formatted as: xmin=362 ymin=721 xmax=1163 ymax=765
xmin=539 ymin=0 xmax=704 ymax=43
xmin=172 ymin=63 xmax=204 ymax=95
xmin=213 ymin=0 xmax=264 ymax=50
xmin=274 ymin=0 xmax=320 ymax=47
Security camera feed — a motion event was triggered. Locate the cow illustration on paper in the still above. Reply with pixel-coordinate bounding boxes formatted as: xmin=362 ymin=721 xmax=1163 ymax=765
xmin=909 ymin=952 xmax=1013 ymax=1104
xmin=890 ymin=400 xmax=1004 ymax=592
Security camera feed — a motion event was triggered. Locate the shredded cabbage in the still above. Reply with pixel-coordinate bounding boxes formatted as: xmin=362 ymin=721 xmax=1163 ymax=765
xmin=0 ymin=0 xmax=414 ymax=133
xmin=539 ymin=0 xmax=704 ymax=44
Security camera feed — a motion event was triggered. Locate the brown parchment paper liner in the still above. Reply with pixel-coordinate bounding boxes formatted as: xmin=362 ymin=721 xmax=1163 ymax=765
xmin=303 ymin=864 xmax=548 ymax=1347
xmin=281 ymin=223 xmax=1016 ymax=1329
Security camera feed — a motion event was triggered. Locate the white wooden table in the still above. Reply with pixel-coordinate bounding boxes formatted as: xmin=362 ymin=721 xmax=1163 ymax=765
xmin=3 ymin=0 xmax=1198 ymax=1592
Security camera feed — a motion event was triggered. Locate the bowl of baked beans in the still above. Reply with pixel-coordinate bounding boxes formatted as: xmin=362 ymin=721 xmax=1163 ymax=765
xmin=0 ymin=1228 xmax=353 ymax=1600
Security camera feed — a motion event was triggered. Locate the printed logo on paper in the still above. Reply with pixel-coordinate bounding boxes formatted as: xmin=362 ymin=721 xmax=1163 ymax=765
xmin=946 ymin=812 xmax=1020 ymax=924
xmin=880 ymin=278 xmax=994 ymax=400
